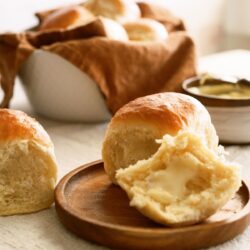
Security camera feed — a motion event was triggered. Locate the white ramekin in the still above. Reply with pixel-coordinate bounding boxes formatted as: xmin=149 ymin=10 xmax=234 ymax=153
xmin=182 ymin=76 xmax=250 ymax=144
xmin=206 ymin=106 xmax=250 ymax=144
xmin=18 ymin=50 xmax=111 ymax=122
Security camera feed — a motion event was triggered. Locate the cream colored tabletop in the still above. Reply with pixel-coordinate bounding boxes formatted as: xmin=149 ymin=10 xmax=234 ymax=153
xmin=0 ymin=50 xmax=250 ymax=250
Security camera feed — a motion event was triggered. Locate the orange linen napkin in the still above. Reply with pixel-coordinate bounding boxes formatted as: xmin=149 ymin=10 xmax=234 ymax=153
xmin=0 ymin=2 xmax=196 ymax=114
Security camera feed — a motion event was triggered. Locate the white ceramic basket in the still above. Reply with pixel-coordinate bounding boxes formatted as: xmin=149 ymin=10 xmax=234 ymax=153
xmin=19 ymin=50 xmax=111 ymax=122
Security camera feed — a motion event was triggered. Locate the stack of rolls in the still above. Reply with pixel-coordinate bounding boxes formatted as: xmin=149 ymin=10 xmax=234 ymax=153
xmin=39 ymin=0 xmax=169 ymax=42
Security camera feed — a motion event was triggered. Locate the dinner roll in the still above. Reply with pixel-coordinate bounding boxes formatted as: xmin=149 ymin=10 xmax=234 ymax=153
xmin=84 ymin=0 xmax=141 ymax=23
xmin=116 ymin=131 xmax=241 ymax=226
xmin=123 ymin=18 xmax=168 ymax=42
xmin=0 ymin=109 xmax=57 ymax=216
xmin=102 ymin=92 xmax=218 ymax=183
xmin=40 ymin=6 xmax=128 ymax=41
xmin=39 ymin=6 xmax=95 ymax=31
xmin=99 ymin=17 xmax=129 ymax=41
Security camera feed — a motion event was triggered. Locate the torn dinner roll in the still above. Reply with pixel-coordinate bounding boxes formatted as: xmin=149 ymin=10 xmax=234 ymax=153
xmin=0 ymin=109 xmax=57 ymax=216
xmin=116 ymin=131 xmax=241 ymax=226
xmin=102 ymin=93 xmax=218 ymax=183
xmin=123 ymin=18 xmax=168 ymax=42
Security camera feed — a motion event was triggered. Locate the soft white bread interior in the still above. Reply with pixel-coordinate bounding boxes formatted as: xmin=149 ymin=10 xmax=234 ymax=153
xmin=123 ymin=18 xmax=168 ymax=42
xmin=0 ymin=109 xmax=57 ymax=216
xmin=84 ymin=0 xmax=141 ymax=23
xmin=39 ymin=6 xmax=95 ymax=31
xmin=116 ymin=131 xmax=241 ymax=226
xmin=102 ymin=93 xmax=218 ymax=183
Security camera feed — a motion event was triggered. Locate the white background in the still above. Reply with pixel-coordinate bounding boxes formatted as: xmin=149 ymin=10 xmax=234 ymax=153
xmin=1 ymin=0 xmax=248 ymax=55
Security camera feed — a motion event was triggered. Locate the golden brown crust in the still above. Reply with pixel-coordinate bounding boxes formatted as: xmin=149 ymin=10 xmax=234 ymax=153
xmin=85 ymin=0 xmax=124 ymax=16
xmin=111 ymin=92 xmax=201 ymax=135
xmin=84 ymin=0 xmax=141 ymax=23
xmin=123 ymin=18 xmax=168 ymax=41
xmin=0 ymin=109 xmax=52 ymax=146
xmin=40 ymin=6 xmax=94 ymax=31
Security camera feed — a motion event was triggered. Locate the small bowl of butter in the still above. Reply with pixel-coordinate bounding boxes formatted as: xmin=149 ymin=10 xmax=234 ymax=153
xmin=182 ymin=74 xmax=250 ymax=144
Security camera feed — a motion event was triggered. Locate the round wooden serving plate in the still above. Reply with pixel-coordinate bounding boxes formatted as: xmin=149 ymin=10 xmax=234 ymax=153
xmin=55 ymin=160 xmax=250 ymax=250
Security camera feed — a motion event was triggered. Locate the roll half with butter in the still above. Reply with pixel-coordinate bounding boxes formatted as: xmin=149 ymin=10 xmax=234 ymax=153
xmin=116 ymin=130 xmax=241 ymax=226
xmin=102 ymin=92 xmax=241 ymax=226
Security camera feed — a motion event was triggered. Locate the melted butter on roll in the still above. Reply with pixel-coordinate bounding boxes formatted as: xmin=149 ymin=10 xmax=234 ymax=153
xmin=116 ymin=131 xmax=241 ymax=227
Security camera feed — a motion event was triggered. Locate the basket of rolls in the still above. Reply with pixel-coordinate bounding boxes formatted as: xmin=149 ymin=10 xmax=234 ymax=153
xmin=0 ymin=0 xmax=196 ymax=122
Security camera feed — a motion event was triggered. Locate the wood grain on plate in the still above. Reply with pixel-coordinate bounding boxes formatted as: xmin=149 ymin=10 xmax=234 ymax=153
xmin=55 ymin=160 xmax=250 ymax=250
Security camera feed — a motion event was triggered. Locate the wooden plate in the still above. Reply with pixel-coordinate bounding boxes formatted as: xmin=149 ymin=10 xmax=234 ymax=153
xmin=55 ymin=160 xmax=250 ymax=250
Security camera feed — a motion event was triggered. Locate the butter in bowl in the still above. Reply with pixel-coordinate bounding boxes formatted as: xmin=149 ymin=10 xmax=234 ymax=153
xmin=182 ymin=74 xmax=250 ymax=144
